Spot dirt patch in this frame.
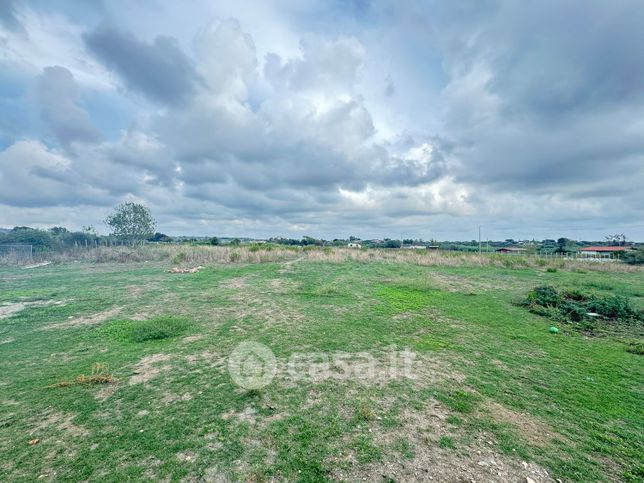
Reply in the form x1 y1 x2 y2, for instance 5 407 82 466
483 401 559 447
41 306 121 330
30 408 89 438
219 277 248 289
128 354 172 385
182 335 204 343
332 398 554 482
95 383 120 401
220 407 257 425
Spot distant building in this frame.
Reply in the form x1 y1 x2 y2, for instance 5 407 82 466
347 242 362 248
578 246 630 257
402 245 427 250
427 245 440 250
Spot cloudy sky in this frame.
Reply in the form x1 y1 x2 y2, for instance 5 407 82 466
1 0 643 240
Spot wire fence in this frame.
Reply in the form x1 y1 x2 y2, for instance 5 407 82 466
0 244 33 264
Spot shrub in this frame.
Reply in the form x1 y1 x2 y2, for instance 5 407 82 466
523 285 642 327
546 267 557 273
526 285 561 307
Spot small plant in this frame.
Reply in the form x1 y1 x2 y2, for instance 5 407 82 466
546 267 557 273
229 251 241 263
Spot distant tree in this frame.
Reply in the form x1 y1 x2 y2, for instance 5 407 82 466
209 236 220 246
555 237 577 253
148 232 173 243
230 238 241 246
49 226 69 235
105 202 156 244
623 248 644 265
1 227 54 250
349 235 360 242
383 239 402 248
605 234 626 246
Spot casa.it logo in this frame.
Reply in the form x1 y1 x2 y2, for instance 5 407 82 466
227 341 277 390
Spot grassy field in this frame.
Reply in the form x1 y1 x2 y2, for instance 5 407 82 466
0 248 642 482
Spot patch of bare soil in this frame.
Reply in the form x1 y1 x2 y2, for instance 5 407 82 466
219 277 248 289
185 350 226 369
94 383 120 401
483 401 560 448
41 306 121 330
0 299 66 319
128 353 173 385
30 408 89 438
218 276 306 331
332 399 554 482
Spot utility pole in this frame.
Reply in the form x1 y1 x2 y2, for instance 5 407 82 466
478 226 482 254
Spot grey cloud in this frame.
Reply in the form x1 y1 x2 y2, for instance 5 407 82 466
83 26 199 105
37 66 102 145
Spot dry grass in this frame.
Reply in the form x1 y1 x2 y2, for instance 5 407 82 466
49 363 114 388
26 244 642 273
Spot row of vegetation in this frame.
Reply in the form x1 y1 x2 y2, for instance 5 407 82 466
2 202 643 263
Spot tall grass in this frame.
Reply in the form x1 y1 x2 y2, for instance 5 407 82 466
30 245 642 272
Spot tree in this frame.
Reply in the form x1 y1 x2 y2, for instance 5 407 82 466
105 202 156 244
623 248 644 265
148 232 173 243
209 236 220 246
605 234 626 246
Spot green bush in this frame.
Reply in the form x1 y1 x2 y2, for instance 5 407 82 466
526 285 561 307
523 285 642 327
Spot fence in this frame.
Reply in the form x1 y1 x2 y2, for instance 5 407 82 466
0 244 33 264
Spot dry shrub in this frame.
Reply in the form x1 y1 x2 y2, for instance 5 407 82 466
49 363 114 388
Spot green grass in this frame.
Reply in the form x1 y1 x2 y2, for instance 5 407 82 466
0 259 642 481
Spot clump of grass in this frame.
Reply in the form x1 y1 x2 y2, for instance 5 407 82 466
314 283 340 296
438 435 456 449
546 267 557 273
49 363 114 388
99 316 191 343
130 316 191 342
435 389 479 414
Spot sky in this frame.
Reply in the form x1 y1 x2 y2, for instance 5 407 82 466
1 0 643 241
